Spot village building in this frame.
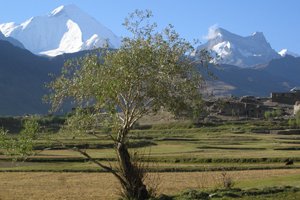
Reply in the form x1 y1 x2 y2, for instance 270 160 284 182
271 87 300 105
208 96 273 119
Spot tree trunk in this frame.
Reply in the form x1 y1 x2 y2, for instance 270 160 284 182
116 141 149 200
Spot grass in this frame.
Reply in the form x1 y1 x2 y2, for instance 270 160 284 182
227 192 300 200
2 119 300 172
175 187 300 200
1 160 299 172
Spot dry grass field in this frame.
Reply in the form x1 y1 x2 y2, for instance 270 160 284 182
1 169 300 200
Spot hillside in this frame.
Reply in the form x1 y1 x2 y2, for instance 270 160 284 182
206 56 300 97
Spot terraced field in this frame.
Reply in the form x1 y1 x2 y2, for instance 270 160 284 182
1 119 300 199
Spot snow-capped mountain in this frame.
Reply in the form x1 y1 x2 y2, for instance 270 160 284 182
0 31 24 49
198 27 280 68
0 4 121 56
278 49 299 57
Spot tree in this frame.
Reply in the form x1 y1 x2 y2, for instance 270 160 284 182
264 111 272 120
289 110 300 128
46 10 212 200
0 117 39 160
296 110 300 126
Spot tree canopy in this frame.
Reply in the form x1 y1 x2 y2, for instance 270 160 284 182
46 10 212 200
47 10 210 135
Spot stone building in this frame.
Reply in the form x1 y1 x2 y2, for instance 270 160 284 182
209 97 271 118
271 88 300 105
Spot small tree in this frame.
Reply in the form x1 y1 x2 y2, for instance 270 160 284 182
0 117 39 159
46 10 211 200
264 111 272 120
21 117 40 140
296 110 300 127
264 109 283 120
288 118 297 128
289 110 300 128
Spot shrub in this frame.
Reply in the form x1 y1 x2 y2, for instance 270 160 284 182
177 189 209 200
288 119 297 128
264 109 283 120
264 111 272 120
288 110 300 128
296 110 300 127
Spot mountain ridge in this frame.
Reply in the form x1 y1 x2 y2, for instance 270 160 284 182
0 38 300 115
205 55 300 97
0 31 24 49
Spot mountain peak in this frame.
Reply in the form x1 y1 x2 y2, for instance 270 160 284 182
199 27 280 68
252 31 264 37
216 27 231 34
50 4 81 17
250 31 267 43
0 4 121 56
204 26 234 40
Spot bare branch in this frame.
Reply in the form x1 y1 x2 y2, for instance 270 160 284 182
73 147 127 186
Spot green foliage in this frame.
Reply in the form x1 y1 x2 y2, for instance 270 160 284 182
264 111 271 120
0 128 32 159
46 10 212 138
264 109 283 120
0 128 10 151
59 108 113 138
176 189 209 200
288 110 300 128
288 118 297 128
21 118 40 139
0 118 40 159
45 10 212 200
296 110 300 126
274 109 283 117
173 186 300 200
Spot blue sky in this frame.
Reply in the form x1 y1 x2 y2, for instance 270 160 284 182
0 0 300 53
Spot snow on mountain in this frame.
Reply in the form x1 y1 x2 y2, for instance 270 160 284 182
0 4 121 56
0 31 24 49
278 49 299 57
198 26 280 68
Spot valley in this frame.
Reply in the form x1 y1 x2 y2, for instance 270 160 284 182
0 2 300 200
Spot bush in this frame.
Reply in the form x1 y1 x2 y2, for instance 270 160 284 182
150 194 173 200
288 119 297 128
21 118 40 139
296 110 300 127
176 190 209 200
264 109 283 120
288 110 300 128
220 171 235 189
264 111 272 120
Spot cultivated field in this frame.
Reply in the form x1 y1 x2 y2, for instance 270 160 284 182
1 118 300 199
1 169 300 200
